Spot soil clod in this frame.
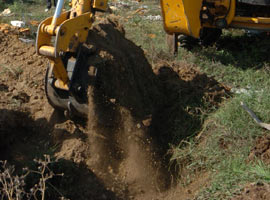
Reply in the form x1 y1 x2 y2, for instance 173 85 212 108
0 20 230 200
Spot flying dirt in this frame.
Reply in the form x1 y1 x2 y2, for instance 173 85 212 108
0 19 232 199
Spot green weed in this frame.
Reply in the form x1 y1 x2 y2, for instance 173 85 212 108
115 1 270 198
1 0 270 198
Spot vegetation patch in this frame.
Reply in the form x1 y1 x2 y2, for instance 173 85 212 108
0 0 270 199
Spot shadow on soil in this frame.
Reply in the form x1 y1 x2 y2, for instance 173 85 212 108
0 20 230 200
0 109 120 200
150 65 230 162
0 69 228 199
85 66 229 199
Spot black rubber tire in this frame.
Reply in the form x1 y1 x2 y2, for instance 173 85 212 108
44 64 69 111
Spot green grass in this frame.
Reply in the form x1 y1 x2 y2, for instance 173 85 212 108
115 1 270 198
169 85 270 199
169 87 270 198
0 0 72 39
2 0 270 198
0 0 70 24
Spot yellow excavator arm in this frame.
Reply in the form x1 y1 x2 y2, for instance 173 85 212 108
36 0 108 90
35 0 109 117
37 0 208 95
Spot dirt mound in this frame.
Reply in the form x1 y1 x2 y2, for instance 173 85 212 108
0 19 230 200
232 182 270 200
150 62 230 146
158 61 230 108
0 27 55 167
0 26 51 120
249 134 270 163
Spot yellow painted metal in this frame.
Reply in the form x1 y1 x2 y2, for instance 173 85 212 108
36 11 70 55
36 0 103 90
160 0 270 38
200 0 236 28
39 46 56 57
55 12 93 56
50 58 69 90
37 11 93 57
70 0 91 18
230 17 270 30
226 0 236 25
233 17 270 24
93 0 108 11
160 0 203 38
36 12 71 90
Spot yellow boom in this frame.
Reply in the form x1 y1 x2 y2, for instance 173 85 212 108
36 0 107 90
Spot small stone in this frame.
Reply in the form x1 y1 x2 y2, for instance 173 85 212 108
110 98 116 103
142 118 152 127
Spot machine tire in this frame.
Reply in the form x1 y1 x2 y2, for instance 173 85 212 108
44 64 69 111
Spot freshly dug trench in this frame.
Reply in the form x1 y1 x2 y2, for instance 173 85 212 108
0 109 32 160
70 18 230 199
0 19 232 199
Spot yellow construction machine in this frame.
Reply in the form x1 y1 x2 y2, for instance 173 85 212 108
162 0 270 53
36 0 108 117
36 0 270 116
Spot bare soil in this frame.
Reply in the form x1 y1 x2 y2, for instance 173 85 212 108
249 134 270 164
232 182 270 200
0 20 229 200
230 134 270 199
